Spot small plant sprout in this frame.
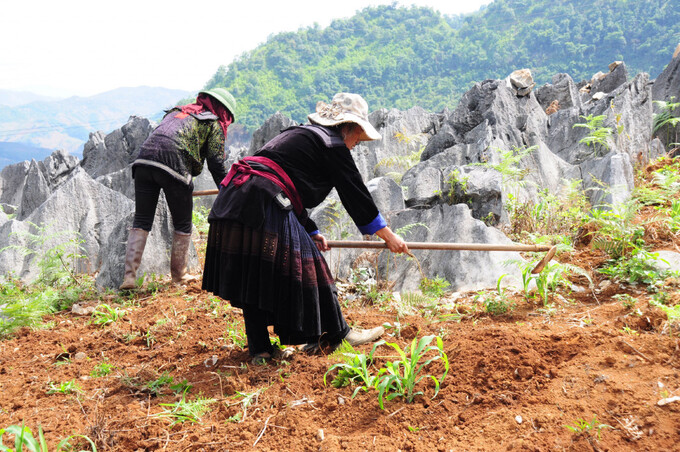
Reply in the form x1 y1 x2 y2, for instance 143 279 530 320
146 372 174 396
46 380 81 395
475 274 514 315
565 415 611 441
91 303 127 326
227 388 267 422
613 293 637 310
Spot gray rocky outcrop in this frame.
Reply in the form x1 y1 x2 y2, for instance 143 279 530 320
80 116 153 179
366 107 439 179
0 150 80 220
536 73 582 112
652 50 680 149
366 177 405 213
248 112 297 156
379 203 522 292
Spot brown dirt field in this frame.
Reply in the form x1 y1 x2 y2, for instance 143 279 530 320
1 250 680 452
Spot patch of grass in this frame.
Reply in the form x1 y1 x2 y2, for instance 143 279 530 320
90 360 115 378
613 293 637 310
156 394 215 426
419 276 450 298
474 274 514 315
599 249 670 286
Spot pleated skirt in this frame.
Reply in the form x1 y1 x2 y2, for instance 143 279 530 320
202 201 348 345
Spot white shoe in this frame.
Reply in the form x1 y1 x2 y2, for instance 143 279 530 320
344 326 385 346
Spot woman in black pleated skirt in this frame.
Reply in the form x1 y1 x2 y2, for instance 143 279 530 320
202 93 409 363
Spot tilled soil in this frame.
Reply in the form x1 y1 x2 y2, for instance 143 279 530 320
1 270 679 452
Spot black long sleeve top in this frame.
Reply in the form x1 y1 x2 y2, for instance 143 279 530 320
255 125 386 235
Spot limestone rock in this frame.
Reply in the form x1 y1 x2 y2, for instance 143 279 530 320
248 112 297 156
379 203 523 292
365 177 405 213
81 116 153 179
508 69 536 97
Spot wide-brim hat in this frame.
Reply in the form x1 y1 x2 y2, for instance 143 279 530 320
199 87 237 119
308 93 381 142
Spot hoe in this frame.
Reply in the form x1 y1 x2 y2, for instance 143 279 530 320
193 189 557 273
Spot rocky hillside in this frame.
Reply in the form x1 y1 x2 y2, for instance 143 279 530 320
1 49 678 294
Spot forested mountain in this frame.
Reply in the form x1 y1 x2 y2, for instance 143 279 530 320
204 0 680 131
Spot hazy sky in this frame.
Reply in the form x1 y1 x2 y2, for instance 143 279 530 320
0 0 492 98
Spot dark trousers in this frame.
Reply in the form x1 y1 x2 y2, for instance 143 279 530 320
242 306 275 356
133 166 193 234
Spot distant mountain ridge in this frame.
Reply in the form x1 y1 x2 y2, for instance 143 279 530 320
0 89 61 107
0 86 192 168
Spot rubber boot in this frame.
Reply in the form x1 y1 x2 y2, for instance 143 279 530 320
119 228 149 290
171 231 197 284
344 326 385 346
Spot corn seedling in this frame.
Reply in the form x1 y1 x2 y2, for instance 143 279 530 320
156 394 215 426
534 261 590 306
0 423 97 452
375 335 449 409
324 341 381 397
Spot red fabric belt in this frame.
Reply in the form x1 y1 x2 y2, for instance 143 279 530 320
221 156 304 215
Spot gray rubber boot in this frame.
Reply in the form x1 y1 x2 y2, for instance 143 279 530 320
171 231 197 284
119 228 149 290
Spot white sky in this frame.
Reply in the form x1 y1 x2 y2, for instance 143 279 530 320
0 0 492 98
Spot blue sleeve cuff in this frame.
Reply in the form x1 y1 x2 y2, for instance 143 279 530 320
357 213 387 235
308 230 320 236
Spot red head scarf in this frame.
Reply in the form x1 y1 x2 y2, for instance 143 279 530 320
180 93 233 140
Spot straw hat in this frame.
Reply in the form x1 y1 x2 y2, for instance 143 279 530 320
308 93 381 141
